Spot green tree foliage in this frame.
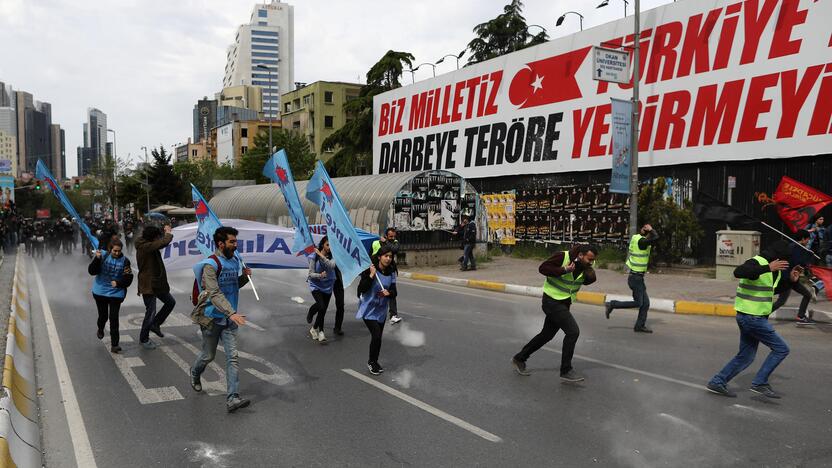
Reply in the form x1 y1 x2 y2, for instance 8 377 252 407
637 179 703 264
238 128 316 184
466 0 548 65
173 158 216 198
148 146 186 205
322 50 414 177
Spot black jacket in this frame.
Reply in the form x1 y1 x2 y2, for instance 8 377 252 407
356 265 398 299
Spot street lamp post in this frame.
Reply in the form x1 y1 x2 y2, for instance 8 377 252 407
414 63 436 78
629 0 641 236
107 128 118 223
140 146 150 214
256 64 275 154
556 12 584 31
405 68 417 84
526 24 548 37
436 50 466 70
597 0 629 17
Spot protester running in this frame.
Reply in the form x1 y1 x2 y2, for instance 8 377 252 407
706 242 798 398
372 227 402 323
306 236 336 343
512 245 597 382
89 239 133 353
452 216 477 271
136 224 176 349
605 223 658 333
771 231 815 325
190 226 253 413
356 244 397 375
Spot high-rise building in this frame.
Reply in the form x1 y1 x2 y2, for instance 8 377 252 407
78 107 107 176
0 82 16 175
22 100 52 174
50 124 65 180
192 98 218 143
223 0 294 120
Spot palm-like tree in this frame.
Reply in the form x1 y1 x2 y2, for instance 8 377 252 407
466 0 548 65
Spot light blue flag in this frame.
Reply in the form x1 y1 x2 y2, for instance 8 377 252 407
609 98 633 195
305 161 371 286
35 160 99 250
262 149 315 256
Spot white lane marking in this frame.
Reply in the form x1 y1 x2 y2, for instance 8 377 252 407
540 346 706 391
342 368 502 443
104 336 185 404
32 261 98 468
401 279 537 303
160 334 227 397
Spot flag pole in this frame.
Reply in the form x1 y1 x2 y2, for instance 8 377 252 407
760 221 821 260
238 256 260 301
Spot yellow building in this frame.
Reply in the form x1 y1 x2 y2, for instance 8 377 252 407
217 85 263 114
214 119 282 166
0 130 15 174
280 81 361 160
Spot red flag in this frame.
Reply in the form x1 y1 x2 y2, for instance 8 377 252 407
772 176 832 232
809 266 832 301
508 47 591 109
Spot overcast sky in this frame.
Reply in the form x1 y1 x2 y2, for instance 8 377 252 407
0 0 673 177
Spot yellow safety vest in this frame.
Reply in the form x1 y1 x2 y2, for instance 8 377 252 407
625 234 651 273
734 256 781 316
542 251 584 301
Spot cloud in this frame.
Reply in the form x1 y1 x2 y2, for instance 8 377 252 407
0 0 673 176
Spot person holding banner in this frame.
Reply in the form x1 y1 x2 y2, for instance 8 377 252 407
307 236 336 343
190 226 253 413
136 224 176 349
88 239 133 353
356 245 397 375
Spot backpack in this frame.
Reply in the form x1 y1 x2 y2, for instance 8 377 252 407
191 255 222 306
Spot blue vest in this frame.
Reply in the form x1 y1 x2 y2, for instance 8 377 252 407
91 254 127 299
356 270 395 323
307 252 336 294
193 254 241 320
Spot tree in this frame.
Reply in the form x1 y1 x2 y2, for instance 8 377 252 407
637 179 703 264
173 158 216 198
466 0 548 65
148 146 186 206
322 50 414 177
238 128 316 184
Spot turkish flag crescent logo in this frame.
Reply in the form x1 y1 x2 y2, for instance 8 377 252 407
509 47 591 109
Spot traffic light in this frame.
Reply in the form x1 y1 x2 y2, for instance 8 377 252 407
74 182 80 189
34 181 41 190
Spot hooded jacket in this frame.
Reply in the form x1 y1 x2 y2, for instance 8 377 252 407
135 233 173 295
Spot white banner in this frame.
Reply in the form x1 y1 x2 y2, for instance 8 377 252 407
373 0 832 179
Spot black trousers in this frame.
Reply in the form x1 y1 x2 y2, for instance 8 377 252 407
515 295 580 375
93 294 123 346
310 290 332 331
772 281 812 318
364 319 385 363
333 279 345 331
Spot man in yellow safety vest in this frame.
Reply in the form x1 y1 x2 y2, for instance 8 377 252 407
604 224 659 333
706 243 799 399
512 244 598 382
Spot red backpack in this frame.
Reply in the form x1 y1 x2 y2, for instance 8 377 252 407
191 255 222 306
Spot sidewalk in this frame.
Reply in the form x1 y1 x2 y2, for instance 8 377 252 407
401 255 831 320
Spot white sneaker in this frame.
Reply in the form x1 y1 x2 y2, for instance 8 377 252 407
309 327 319 340
317 330 327 343
390 316 402 324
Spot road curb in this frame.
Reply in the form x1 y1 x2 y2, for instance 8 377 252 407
398 271 831 322
1 255 42 467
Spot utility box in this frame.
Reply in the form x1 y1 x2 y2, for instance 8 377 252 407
716 230 761 280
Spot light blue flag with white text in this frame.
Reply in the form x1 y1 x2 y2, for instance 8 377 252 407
262 149 315 256
305 161 371 286
36 160 99 250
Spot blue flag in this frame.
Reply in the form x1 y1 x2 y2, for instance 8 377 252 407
35 160 99 250
305 161 371 286
191 184 224 257
262 149 315 256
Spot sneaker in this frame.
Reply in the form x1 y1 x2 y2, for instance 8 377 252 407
795 317 815 325
604 302 613 319
110 345 122 353
469 266 477 271
141 339 158 350
706 382 737 397
97 329 104 340
317 330 327 343
560 370 585 382
333 328 344 336
390 316 402 324
376 363 384 373
634 326 653 333
750 384 781 399
368 362 381 375
512 357 531 376
150 325 165 338
190 373 202 393
306 308 315 324
309 327 319 340
226 396 251 413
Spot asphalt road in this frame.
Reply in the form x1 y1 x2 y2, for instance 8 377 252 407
27 254 832 467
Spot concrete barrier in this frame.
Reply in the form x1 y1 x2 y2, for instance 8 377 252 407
0 255 42 467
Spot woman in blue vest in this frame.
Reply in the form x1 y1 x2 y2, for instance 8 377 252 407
356 244 397 375
307 236 336 343
88 239 133 353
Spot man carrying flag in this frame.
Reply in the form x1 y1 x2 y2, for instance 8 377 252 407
263 149 315 256
305 161 371 287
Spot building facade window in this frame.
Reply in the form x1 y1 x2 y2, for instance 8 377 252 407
324 116 334 128
251 37 279 44
251 51 278 58
241 146 248 154
251 30 279 37
258 21 268 26
258 9 267 17
251 44 278 51
324 91 334 104
241 128 248 138
252 59 279 66
284 103 291 112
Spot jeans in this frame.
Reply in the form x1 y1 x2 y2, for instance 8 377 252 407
515 295 580 375
462 244 476 270
93 294 123 346
364 319 385 364
609 273 650 328
709 313 790 387
772 281 812 318
191 322 240 401
309 290 332 331
388 296 399 317
140 292 176 343
333 279 345 331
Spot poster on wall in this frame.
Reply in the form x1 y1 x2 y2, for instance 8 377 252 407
393 194 412 231
440 199 458 230
411 202 428 230
482 193 516 245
